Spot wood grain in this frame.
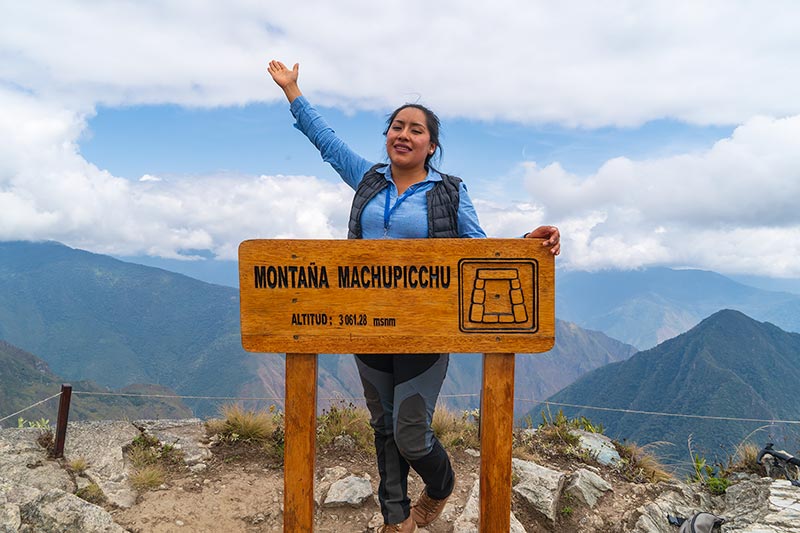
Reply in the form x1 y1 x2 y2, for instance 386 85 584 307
239 239 555 354
283 353 317 532
479 353 515 533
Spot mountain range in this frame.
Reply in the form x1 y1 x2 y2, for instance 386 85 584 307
0 241 636 418
0 339 191 427
532 309 800 466
556 267 800 349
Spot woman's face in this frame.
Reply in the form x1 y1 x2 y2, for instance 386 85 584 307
385 107 435 171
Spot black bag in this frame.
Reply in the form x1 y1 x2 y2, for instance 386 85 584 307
677 512 726 533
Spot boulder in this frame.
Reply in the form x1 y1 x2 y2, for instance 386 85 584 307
512 457 566 523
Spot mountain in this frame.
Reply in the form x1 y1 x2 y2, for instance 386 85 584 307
556 267 800 349
0 339 192 427
531 310 800 465
305 320 638 414
1 241 637 419
0 240 265 416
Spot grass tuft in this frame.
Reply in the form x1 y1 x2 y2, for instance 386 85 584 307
317 401 373 452
616 441 672 483
130 465 165 491
431 407 480 449
68 457 89 474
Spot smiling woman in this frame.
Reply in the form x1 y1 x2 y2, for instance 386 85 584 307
267 58 559 533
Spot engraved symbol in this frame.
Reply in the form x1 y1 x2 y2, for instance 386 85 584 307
468 269 527 324
458 259 538 334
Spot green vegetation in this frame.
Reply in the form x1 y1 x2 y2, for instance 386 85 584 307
125 431 184 493
17 417 51 429
205 404 285 461
0 241 254 419
529 310 800 469
688 450 730 495
75 483 106 505
317 402 373 452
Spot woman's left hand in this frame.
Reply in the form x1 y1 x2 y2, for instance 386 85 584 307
525 226 560 255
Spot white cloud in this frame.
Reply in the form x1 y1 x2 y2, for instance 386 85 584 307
0 88 353 260
3 1 800 126
521 115 800 276
2 2 799 278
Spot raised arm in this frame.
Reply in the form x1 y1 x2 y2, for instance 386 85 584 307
268 60 302 103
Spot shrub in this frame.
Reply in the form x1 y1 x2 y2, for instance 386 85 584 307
317 401 373 452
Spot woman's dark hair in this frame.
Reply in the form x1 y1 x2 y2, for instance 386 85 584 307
384 103 443 169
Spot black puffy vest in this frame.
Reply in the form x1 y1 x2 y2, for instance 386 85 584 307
347 164 462 239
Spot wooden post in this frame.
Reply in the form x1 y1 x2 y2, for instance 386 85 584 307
283 353 318 532
479 353 515 533
54 384 72 458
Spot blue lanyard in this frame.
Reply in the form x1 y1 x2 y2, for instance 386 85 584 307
383 183 421 236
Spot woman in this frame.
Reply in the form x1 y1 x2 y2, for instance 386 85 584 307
268 60 560 533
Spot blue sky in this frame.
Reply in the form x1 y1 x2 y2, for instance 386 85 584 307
2 1 800 287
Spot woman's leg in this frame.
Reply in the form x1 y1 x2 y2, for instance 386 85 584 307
356 354 411 524
392 353 454 499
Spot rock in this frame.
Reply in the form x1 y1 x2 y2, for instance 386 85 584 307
315 466 350 505
63 421 139 509
332 434 356 450
632 482 718 533
565 468 613 507
572 429 621 466
18 488 126 532
0 429 74 493
323 475 373 508
512 457 566 522
464 448 480 457
134 419 212 466
453 479 525 533
724 478 800 533
188 463 207 474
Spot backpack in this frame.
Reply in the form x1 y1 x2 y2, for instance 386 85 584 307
677 512 726 533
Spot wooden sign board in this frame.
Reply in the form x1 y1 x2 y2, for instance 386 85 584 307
239 239 554 354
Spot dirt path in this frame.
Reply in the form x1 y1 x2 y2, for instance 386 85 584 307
112 447 481 533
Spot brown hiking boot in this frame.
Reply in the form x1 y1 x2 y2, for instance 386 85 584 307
411 488 450 527
378 515 417 533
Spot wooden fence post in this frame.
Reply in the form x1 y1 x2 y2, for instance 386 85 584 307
53 384 72 458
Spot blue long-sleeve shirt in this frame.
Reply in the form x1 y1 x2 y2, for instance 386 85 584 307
290 96 486 239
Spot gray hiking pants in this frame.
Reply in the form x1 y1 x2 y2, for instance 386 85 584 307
355 353 455 524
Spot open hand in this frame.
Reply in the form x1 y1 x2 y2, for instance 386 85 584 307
268 60 299 89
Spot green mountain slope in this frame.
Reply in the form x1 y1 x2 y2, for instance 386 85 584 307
0 241 637 418
0 340 191 427
532 310 800 465
0 241 260 415
557 267 800 349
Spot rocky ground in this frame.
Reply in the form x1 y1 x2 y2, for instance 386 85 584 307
2 419 799 532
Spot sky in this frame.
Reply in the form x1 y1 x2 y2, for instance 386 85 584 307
2 1 800 288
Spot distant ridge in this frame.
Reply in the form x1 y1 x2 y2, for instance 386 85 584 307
557 267 800 349
0 339 191 427
532 309 800 464
0 240 638 419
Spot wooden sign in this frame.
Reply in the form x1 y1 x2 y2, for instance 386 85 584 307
239 239 554 354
